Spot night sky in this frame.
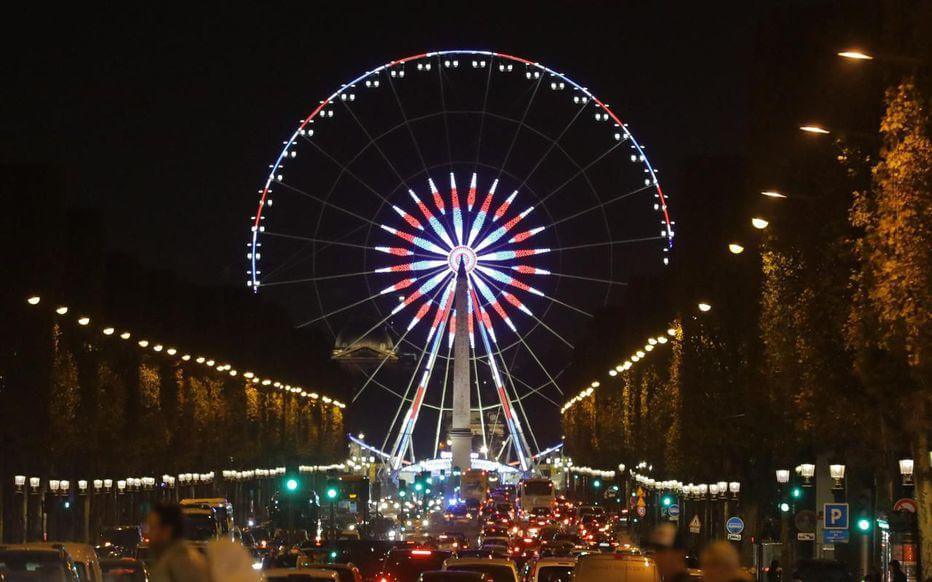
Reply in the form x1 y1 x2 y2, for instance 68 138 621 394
3 3 758 287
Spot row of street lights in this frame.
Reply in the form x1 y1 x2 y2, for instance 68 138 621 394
23 294 347 410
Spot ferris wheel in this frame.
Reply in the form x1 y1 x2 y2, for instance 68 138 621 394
247 50 673 469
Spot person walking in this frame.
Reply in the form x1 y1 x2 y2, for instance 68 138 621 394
890 559 907 582
147 503 211 582
700 541 750 582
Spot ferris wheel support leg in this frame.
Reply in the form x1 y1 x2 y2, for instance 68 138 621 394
386 309 451 470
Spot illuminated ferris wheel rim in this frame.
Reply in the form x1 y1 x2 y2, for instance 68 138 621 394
247 49 674 289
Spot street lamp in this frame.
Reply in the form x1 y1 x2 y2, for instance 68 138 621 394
799 463 816 487
49 480 61 495
716 481 728 500
838 50 873 61
899 459 914 486
751 217 769 230
27 296 41 305
698 302 712 312
761 190 788 199
775 469 790 484
14 475 26 493
103 479 113 492
829 464 846 490
729 482 740 499
728 243 745 255
800 125 831 135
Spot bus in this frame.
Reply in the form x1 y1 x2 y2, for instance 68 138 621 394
461 469 489 504
517 478 554 512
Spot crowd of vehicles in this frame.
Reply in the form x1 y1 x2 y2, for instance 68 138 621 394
0 480 857 581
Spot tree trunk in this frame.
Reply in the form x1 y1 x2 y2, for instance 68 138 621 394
916 426 931 578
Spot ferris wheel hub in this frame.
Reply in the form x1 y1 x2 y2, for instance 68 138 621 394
447 245 478 273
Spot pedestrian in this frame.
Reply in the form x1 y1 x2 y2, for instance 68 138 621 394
647 523 692 582
890 559 907 582
700 541 750 582
146 502 211 582
766 558 782 581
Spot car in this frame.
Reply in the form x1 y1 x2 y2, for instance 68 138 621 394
0 546 80 580
454 550 508 560
299 563 362 582
96 526 144 558
263 568 339 581
792 558 853 581
572 553 660 582
443 557 520 582
180 498 234 537
436 534 466 552
526 556 575 582
32 542 104 581
376 548 452 582
181 507 221 541
477 536 509 550
419 571 491 582
100 557 149 581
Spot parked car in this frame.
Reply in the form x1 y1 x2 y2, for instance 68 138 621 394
0 545 80 580
32 543 103 582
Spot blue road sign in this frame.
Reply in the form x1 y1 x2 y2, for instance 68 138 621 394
725 516 745 535
824 503 849 530
823 529 850 543
668 504 680 517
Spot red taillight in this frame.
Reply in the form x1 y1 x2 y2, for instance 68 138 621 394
411 550 432 556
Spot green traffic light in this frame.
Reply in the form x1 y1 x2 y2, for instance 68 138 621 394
662 495 673 507
326 487 338 500
414 483 424 492
592 479 602 488
286 478 299 492
857 518 872 532
399 490 406 497
779 502 790 512
791 487 802 499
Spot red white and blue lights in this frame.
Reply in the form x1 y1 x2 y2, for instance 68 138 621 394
383 172 541 470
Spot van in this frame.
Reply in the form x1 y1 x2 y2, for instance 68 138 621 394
180 498 234 537
573 553 660 582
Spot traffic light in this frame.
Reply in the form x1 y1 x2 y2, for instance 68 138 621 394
790 486 803 499
661 494 673 507
592 479 602 489
283 474 300 493
325 478 340 501
779 502 791 512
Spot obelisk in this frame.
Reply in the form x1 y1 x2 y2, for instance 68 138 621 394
450 260 472 474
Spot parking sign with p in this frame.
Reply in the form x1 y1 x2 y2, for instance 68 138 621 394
824 503 849 530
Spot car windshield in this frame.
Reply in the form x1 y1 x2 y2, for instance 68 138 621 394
522 482 552 496
99 529 140 548
448 564 514 582
0 550 70 580
183 514 216 540
537 566 573 582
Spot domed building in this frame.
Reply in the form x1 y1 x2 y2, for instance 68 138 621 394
331 319 398 367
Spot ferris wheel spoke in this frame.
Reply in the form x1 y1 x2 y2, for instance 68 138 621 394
549 235 665 252
549 184 655 228
260 270 376 287
338 98 411 188
349 282 445 403
472 269 573 349
298 134 393 206
496 354 542 452
473 56 495 169
295 268 440 328
275 180 382 227
380 317 437 453
537 139 626 206
385 73 430 178
515 100 591 191
433 336 453 458
496 75 544 180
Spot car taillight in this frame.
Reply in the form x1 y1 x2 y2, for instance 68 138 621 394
411 550 432 556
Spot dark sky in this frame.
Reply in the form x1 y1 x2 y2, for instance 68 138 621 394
3 3 756 286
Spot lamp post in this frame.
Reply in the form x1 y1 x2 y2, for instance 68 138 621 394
14 476 27 542
898 459 914 486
